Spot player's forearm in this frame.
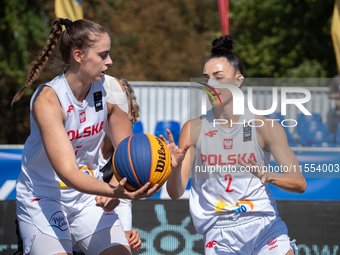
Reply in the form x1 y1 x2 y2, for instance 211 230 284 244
166 166 187 200
265 172 306 193
57 169 118 197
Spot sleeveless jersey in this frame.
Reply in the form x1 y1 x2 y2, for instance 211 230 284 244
189 108 279 234
16 74 108 203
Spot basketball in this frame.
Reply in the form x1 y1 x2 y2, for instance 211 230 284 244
113 133 172 191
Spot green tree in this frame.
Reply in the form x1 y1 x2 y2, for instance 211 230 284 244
0 0 51 144
0 0 219 144
229 0 337 78
83 0 219 81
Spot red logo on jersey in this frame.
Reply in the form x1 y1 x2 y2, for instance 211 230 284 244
267 238 278 250
223 139 233 149
67 121 104 141
205 130 218 137
267 238 277 246
206 240 217 248
79 111 86 123
30 198 41 202
67 105 74 113
201 153 257 165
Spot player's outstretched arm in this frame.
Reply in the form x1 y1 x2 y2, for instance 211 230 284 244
240 116 306 193
162 120 198 200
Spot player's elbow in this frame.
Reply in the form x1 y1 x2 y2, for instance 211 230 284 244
166 185 184 200
296 178 307 194
167 190 183 201
169 194 181 201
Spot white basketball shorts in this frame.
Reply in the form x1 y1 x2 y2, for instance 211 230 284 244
17 196 129 255
204 213 297 255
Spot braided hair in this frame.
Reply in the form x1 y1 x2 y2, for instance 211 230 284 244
12 18 109 105
120 79 140 125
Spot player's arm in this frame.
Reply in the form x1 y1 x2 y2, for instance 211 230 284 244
105 78 132 189
105 77 160 198
33 86 119 196
165 119 199 200
95 104 132 211
101 131 114 160
243 116 306 193
105 75 132 150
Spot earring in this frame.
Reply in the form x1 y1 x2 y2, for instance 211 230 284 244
236 76 244 87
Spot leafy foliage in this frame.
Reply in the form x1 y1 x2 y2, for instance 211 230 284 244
84 0 218 81
0 0 338 143
0 0 51 143
229 0 337 78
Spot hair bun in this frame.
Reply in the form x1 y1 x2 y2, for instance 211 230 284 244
211 35 234 56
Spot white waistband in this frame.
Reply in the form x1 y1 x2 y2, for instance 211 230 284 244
213 212 268 228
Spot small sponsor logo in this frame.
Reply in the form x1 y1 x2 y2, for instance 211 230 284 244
30 198 41 202
79 111 86 123
267 238 277 246
102 208 115 216
67 105 74 113
243 123 252 142
267 238 278 250
206 240 217 248
49 211 68 231
205 130 218 137
80 166 94 177
223 139 233 149
94 91 103 112
269 245 278 251
104 210 115 216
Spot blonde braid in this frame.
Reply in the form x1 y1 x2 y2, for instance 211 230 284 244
120 79 140 125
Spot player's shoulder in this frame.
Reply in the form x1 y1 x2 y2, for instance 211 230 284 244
103 75 125 93
255 115 286 143
33 85 58 106
180 117 202 144
182 117 202 132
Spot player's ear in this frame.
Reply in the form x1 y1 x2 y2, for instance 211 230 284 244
73 49 84 64
235 74 244 88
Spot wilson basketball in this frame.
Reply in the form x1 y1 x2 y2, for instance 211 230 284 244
113 133 172 191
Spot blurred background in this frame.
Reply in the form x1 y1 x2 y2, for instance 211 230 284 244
1 0 340 254
1 0 339 144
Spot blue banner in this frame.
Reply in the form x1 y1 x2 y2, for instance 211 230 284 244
0 148 339 200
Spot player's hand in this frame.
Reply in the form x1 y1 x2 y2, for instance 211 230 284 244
125 229 142 251
238 157 269 184
111 177 161 200
95 196 120 211
159 129 191 168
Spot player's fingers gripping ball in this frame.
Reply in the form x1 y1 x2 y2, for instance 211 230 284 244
113 133 172 191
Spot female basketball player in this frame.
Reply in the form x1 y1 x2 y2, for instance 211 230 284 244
12 18 159 255
164 35 306 255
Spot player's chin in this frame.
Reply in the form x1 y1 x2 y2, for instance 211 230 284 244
95 72 105 81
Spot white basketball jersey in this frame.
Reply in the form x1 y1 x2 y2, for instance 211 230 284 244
190 109 279 234
16 74 108 203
